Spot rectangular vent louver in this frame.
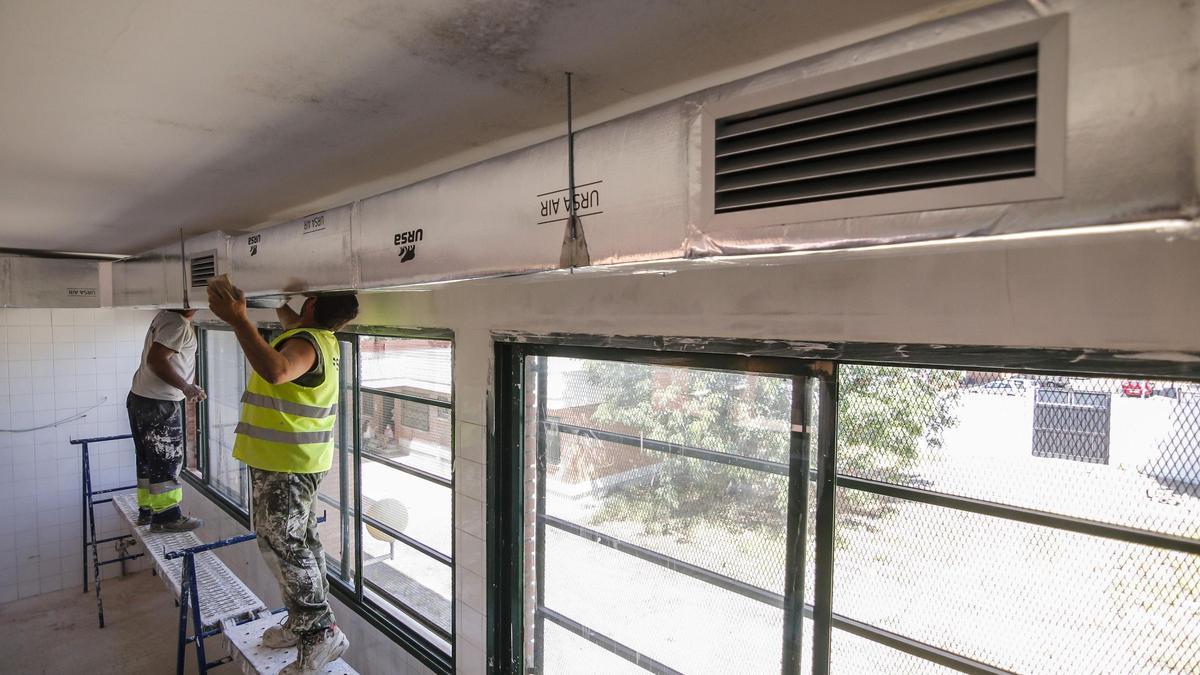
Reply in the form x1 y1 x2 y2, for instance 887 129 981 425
189 253 216 288
714 47 1038 213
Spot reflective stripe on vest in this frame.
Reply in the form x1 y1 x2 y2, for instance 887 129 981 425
234 422 335 445
241 391 337 419
232 328 340 473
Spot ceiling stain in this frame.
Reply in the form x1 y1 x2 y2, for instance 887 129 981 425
404 0 576 96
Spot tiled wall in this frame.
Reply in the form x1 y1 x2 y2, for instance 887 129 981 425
0 307 154 603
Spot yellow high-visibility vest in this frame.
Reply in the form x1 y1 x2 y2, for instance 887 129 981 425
232 328 340 473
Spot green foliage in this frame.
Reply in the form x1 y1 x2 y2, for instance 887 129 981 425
584 361 962 536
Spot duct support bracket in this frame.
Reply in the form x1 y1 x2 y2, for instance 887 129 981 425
559 71 591 269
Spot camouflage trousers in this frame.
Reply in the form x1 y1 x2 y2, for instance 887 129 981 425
126 393 184 523
250 468 333 634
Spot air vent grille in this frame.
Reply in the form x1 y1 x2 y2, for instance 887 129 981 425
714 47 1038 213
189 253 216 288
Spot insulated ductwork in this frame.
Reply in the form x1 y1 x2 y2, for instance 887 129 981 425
113 232 231 308
349 1 1195 286
183 231 232 308
0 256 102 308
122 0 1200 295
232 206 354 303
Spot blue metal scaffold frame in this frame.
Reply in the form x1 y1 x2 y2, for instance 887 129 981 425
74 433 144 628
165 533 262 675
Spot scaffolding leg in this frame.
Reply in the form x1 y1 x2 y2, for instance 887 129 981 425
177 559 191 675
83 442 105 628
81 442 88 593
188 555 210 675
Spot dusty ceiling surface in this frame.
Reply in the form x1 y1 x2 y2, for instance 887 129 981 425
0 0 963 255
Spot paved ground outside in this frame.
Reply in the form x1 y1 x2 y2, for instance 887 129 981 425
538 391 1200 674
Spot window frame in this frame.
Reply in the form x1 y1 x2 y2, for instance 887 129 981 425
490 335 1200 675
185 323 457 675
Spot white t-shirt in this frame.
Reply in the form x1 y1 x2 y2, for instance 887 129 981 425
130 311 198 401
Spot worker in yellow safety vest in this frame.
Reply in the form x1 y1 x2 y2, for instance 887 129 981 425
207 276 358 675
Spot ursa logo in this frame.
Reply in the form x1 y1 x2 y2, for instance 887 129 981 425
393 229 422 263
247 234 261 256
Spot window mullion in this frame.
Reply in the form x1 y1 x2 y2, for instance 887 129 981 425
811 363 838 675
782 373 814 674
353 335 365 602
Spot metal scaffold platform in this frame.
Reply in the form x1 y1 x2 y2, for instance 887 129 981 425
76 434 357 675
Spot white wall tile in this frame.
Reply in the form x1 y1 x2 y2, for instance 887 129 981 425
455 495 484 541
0 308 150 605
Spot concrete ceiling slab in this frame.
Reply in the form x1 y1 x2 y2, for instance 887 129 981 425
0 0 976 255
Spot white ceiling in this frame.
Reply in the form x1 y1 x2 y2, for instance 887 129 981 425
0 0 972 255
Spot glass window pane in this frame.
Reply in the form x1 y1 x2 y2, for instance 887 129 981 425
354 334 454 644
838 367 1200 538
545 358 792 464
361 392 451 480
830 629 958 675
362 538 452 636
544 527 783 674
542 620 650 675
831 492 1200 673
528 355 794 674
360 336 451 403
204 330 248 509
183 397 201 478
361 458 451 557
318 340 357 584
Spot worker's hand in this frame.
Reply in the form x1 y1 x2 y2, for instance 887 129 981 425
182 383 207 402
206 275 248 325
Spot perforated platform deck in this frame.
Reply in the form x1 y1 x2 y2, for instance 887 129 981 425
223 613 358 675
113 494 266 628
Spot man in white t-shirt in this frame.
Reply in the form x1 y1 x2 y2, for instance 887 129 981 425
127 309 207 531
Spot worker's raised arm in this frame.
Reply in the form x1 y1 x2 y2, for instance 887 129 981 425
276 300 302 330
207 277 317 385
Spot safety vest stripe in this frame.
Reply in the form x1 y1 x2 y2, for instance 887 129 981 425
241 391 338 419
235 422 335 445
148 480 181 495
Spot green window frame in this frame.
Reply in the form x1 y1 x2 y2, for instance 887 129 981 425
183 324 456 675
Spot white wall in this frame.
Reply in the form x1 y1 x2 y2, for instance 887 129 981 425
0 307 154 603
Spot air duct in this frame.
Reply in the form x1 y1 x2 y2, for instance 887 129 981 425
113 232 231 308
231 206 354 304
128 1 1200 295
0 256 102 308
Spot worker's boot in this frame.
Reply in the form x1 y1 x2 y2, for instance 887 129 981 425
150 515 203 532
281 626 349 674
261 619 299 649
136 509 152 527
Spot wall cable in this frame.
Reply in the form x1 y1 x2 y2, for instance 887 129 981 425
0 396 108 433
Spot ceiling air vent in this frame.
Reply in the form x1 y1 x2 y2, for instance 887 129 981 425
714 47 1039 213
189 252 216 288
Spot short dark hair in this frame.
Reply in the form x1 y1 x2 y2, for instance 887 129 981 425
312 294 359 330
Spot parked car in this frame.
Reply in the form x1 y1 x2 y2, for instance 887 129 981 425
969 377 1067 397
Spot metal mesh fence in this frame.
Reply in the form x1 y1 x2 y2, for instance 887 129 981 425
523 354 1200 674
829 629 959 675
532 357 792 674
837 367 1200 538
833 491 1200 673
835 366 1200 674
